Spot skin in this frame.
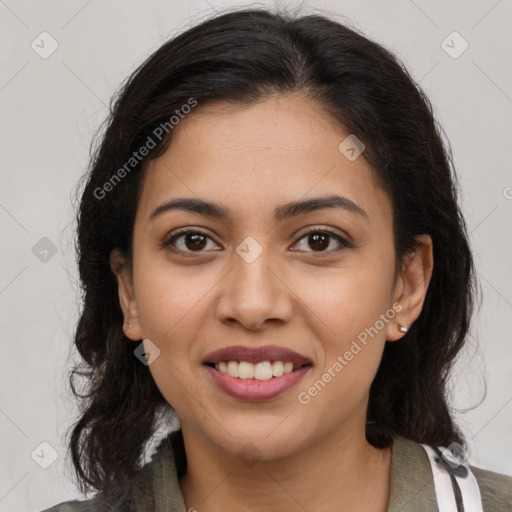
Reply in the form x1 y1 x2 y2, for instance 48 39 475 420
111 93 433 512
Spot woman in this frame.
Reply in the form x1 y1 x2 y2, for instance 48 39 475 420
42 6 511 512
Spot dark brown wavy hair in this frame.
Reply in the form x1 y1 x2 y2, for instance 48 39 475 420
68 5 478 498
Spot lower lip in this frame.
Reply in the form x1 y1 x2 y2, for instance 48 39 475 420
204 364 311 401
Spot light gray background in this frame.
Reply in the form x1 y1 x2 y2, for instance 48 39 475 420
1 0 511 510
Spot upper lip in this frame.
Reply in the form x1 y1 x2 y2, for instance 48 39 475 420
203 345 312 366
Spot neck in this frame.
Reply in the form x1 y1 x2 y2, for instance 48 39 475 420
179 423 392 512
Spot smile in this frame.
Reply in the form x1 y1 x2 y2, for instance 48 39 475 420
202 345 313 401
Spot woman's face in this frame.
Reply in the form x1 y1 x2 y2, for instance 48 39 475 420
112 93 432 461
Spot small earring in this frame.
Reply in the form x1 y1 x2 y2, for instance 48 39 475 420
399 324 408 333
125 322 131 329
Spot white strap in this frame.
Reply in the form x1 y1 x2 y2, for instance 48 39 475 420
420 443 484 512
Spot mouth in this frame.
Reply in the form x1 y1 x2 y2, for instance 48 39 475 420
202 345 313 401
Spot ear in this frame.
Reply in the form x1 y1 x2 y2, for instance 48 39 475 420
110 248 143 341
386 234 434 341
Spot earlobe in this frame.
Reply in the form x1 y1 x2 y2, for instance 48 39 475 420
110 248 143 341
387 234 433 341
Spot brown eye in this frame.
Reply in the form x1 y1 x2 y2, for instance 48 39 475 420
182 232 207 251
163 230 220 254
292 227 352 256
307 232 330 251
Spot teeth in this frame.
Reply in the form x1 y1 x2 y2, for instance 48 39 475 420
254 361 273 380
272 361 284 377
238 361 254 379
214 360 299 379
227 360 238 377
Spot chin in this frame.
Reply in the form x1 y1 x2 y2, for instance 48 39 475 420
203 419 310 462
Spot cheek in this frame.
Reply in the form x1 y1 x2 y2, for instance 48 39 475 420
295 276 390 423
291 258 394 407
131 256 221 402
293 256 394 342
133 267 208 415
133 254 215 342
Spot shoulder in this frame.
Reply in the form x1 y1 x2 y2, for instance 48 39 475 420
471 464 512 511
388 436 439 510
39 500 94 512
38 432 179 512
388 436 512 512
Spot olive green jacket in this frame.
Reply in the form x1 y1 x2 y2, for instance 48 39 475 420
41 434 512 511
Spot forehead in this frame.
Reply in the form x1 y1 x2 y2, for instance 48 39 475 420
136 93 392 228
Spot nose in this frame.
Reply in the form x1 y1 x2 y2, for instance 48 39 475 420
215 242 294 331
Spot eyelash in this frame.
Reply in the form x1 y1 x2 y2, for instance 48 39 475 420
162 226 352 257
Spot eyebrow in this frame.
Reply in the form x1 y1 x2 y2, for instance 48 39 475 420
149 194 369 222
